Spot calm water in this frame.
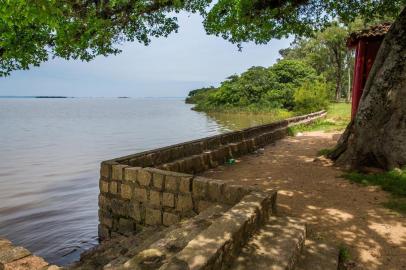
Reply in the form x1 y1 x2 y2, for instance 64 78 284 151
0 98 279 265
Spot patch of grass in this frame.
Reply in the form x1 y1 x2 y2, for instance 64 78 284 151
290 102 351 134
343 168 406 215
317 148 334 156
339 245 351 261
383 198 406 214
338 245 351 270
343 169 406 196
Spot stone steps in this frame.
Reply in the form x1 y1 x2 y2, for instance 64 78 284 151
230 216 306 270
71 203 230 270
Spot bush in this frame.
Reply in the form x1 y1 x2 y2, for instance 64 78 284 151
293 80 329 113
187 59 327 114
185 86 216 104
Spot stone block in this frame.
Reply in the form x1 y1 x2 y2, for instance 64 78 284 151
0 246 31 265
162 192 175 208
173 161 183 174
237 141 248 155
121 184 132 200
197 200 212 213
119 218 134 234
229 143 239 157
129 203 142 222
98 224 110 240
161 164 171 171
200 152 211 170
207 137 220 149
163 212 180 226
152 173 164 191
164 175 178 192
109 181 118 195
179 177 192 193
100 162 111 178
137 169 152 187
134 188 148 202
208 179 224 202
112 164 127 180
223 184 247 205
167 162 180 172
190 155 204 173
149 190 161 207
101 215 113 228
206 151 219 168
110 198 129 217
145 208 162 225
100 180 109 193
176 194 193 212
192 177 209 199
124 167 139 182
2 255 48 270
98 194 111 209
159 149 172 164
246 138 257 152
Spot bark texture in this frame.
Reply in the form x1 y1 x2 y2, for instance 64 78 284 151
329 7 406 170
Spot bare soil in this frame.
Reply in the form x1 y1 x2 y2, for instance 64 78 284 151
201 131 406 270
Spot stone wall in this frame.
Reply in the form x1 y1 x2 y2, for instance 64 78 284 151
98 165 252 240
106 110 326 172
98 110 326 239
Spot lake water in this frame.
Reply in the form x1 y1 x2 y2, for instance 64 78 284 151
0 98 281 265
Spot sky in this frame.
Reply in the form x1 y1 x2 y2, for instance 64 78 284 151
0 12 292 98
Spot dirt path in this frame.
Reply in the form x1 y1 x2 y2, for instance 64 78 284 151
201 131 406 270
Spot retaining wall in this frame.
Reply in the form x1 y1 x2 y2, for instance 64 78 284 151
99 110 326 239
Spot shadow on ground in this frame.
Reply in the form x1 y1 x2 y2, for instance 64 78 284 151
201 131 406 270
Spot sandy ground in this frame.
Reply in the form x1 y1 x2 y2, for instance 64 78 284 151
201 131 406 270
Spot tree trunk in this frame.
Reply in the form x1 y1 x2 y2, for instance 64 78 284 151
346 51 352 103
335 70 342 101
333 48 342 101
329 7 406 170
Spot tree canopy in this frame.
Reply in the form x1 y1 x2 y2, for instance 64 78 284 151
1 0 405 76
187 59 328 113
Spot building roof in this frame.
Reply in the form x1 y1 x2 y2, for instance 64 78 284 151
347 22 391 47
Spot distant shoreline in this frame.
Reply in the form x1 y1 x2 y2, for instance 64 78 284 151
0 96 70 99
35 96 68 98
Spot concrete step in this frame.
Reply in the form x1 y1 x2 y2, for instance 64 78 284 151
230 216 306 270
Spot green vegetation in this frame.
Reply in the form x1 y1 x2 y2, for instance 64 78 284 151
343 168 406 215
338 245 352 270
188 59 329 114
317 148 334 157
185 87 216 104
294 81 330 114
288 103 351 135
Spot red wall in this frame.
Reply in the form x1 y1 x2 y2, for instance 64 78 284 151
351 38 383 119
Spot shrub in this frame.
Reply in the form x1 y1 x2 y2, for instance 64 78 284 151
294 80 329 113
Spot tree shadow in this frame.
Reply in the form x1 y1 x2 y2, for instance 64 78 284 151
201 133 406 269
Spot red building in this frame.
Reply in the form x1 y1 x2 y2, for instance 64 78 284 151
347 23 391 119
